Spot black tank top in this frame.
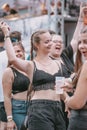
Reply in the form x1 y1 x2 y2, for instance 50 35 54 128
32 61 63 91
11 67 30 94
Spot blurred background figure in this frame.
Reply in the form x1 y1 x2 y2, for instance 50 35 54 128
0 28 7 130
0 28 5 52
2 3 18 16
10 31 21 43
50 1 55 15
10 31 29 60
57 0 62 15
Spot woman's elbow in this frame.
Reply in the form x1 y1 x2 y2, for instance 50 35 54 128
8 57 17 64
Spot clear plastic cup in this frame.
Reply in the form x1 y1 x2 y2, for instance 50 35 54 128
55 76 65 94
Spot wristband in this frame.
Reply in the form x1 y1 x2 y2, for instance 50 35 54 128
7 115 13 122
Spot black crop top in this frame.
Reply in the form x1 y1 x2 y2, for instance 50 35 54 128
11 67 30 94
32 61 63 91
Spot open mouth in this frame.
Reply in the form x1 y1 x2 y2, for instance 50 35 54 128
55 46 61 50
82 51 87 56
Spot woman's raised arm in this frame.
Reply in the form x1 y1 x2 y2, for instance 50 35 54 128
0 21 32 76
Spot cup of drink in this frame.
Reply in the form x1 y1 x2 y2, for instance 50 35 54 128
55 76 65 94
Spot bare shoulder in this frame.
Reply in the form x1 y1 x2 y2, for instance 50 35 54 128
26 60 35 78
3 67 14 78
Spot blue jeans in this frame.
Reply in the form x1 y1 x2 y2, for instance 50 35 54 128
12 99 29 130
68 110 87 130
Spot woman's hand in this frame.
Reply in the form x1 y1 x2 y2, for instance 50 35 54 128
7 120 17 130
79 2 87 22
61 78 74 93
0 21 10 36
62 82 73 93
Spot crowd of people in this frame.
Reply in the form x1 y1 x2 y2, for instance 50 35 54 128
0 3 87 130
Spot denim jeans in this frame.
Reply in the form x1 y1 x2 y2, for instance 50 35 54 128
12 99 29 130
28 99 66 130
0 102 7 122
68 110 87 130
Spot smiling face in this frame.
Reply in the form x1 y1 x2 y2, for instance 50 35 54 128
13 44 25 60
50 34 63 58
38 32 52 54
78 33 87 60
33 31 52 55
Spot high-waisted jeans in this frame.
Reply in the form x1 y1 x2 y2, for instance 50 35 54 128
12 99 29 130
27 99 66 130
68 110 87 130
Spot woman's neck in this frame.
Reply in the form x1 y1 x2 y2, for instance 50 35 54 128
35 52 51 61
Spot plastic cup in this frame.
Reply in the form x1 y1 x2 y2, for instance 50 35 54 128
55 76 65 94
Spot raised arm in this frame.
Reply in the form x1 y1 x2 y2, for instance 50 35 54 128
70 4 86 53
0 21 31 76
65 61 87 109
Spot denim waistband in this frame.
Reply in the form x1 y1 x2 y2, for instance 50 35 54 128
71 110 87 116
30 99 60 105
12 98 28 104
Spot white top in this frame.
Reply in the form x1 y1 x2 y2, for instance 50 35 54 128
0 51 8 102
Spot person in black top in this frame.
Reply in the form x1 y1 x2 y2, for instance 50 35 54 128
1 19 67 130
2 42 30 130
49 33 75 129
2 3 18 16
0 30 23 130
49 5 86 129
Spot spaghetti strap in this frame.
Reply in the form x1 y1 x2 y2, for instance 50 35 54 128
54 60 63 76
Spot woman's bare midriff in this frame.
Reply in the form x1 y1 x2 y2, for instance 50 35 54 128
12 91 27 100
31 89 60 101
12 90 61 101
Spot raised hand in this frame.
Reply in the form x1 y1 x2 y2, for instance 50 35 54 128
0 21 10 36
79 2 87 24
